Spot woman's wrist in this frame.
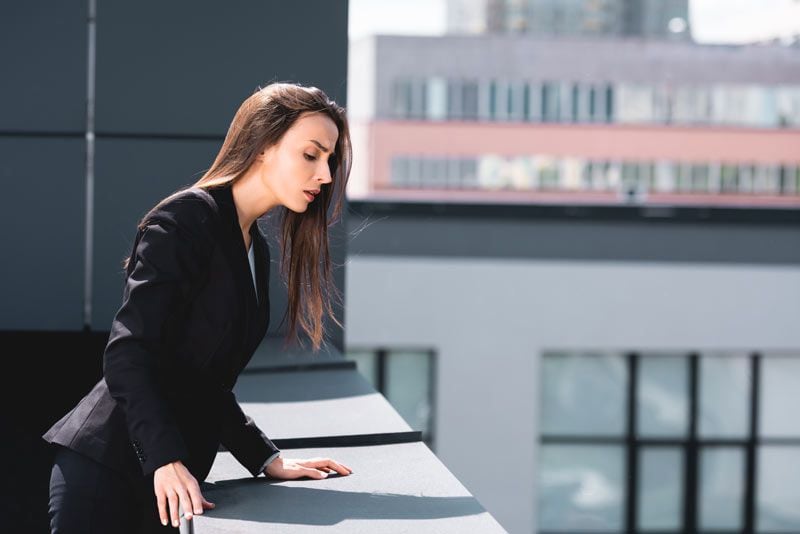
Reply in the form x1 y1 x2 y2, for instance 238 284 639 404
262 452 282 477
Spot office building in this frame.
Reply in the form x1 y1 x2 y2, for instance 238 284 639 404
347 34 800 207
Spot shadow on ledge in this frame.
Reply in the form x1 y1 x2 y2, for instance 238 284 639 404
201 478 486 526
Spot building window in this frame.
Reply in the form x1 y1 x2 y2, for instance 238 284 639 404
738 164 755 194
390 157 409 187
570 83 581 122
537 350 800 533
537 157 561 189
345 348 437 451
779 165 800 194
446 79 461 120
392 78 800 127
426 77 447 121
676 163 694 192
527 80 542 122
542 82 560 122
777 86 800 127
492 80 512 121
414 79 427 120
617 83 656 124
720 164 740 193
391 79 413 119
462 79 480 120
475 79 490 120
522 83 532 121
460 158 479 188
605 83 615 123
691 164 711 192
509 81 525 121
387 155 800 201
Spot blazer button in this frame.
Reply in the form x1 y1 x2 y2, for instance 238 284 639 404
132 440 145 462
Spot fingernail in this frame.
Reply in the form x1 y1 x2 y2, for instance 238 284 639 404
161 520 167 526
173 520 179 527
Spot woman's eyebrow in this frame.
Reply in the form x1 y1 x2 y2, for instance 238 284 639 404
309 139 332 153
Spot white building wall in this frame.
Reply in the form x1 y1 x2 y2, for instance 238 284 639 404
344 256 800 534
346 36 376 121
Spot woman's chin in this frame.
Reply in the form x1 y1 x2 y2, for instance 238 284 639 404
286 202 309 214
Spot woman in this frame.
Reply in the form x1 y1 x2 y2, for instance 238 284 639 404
44 82 354 533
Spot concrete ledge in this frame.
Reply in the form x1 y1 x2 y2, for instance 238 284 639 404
194 444 507 533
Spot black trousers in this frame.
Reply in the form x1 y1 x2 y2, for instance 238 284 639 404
48 445 178 534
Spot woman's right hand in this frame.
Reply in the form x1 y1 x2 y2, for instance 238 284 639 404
153 460 216 528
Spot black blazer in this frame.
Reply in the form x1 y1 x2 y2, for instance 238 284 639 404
43 184 280 482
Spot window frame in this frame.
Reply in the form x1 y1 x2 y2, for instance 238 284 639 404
538 351 800 534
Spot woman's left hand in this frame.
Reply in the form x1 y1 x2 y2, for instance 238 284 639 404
265 456 353 480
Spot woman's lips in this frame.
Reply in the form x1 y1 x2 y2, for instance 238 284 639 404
303 191 315 201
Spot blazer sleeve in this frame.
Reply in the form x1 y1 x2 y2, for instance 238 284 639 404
219 389 281 477
103 205 214 476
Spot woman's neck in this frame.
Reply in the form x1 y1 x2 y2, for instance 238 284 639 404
231 174 278 237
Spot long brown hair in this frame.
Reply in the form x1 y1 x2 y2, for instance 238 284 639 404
129 82 352 352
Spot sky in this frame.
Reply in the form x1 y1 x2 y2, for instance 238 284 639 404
348 0 800 44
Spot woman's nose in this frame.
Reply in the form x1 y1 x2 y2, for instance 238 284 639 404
318 163 333 184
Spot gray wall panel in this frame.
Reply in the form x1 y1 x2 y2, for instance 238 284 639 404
0 1 86 132
2 0 350 348
91 138 299 339
346 213 800 265
92 0 350 350
91 137 225 329
0 138 85 330
95 0 349 136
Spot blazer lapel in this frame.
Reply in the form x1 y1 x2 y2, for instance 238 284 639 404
209 184 271 371
209 185 255 336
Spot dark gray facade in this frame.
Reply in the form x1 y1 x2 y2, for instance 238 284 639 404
0 2 351 532
0 1 88 331
345 201 800 265
1 0 350 351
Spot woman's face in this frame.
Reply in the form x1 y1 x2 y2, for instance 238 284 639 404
257 111 339 213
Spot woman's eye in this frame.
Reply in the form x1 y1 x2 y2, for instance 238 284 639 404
304 153 317 161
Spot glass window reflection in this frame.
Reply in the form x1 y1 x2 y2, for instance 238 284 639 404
760 357 800 438
637 355 688 437
538 444 625 532
541 352 627 436
699 447 744 530
757 446 800 532
637 447 683 531
699 354 750 438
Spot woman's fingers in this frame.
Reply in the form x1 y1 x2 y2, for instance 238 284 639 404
183 483 205 519
202 496 216 510
153 461 210 527
186 481 206 515
266 457 353 481
301 457 353 476
177 485 195 524
167 489 180 527
335 461 353 474
298 466 328 479
157 489 168 527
